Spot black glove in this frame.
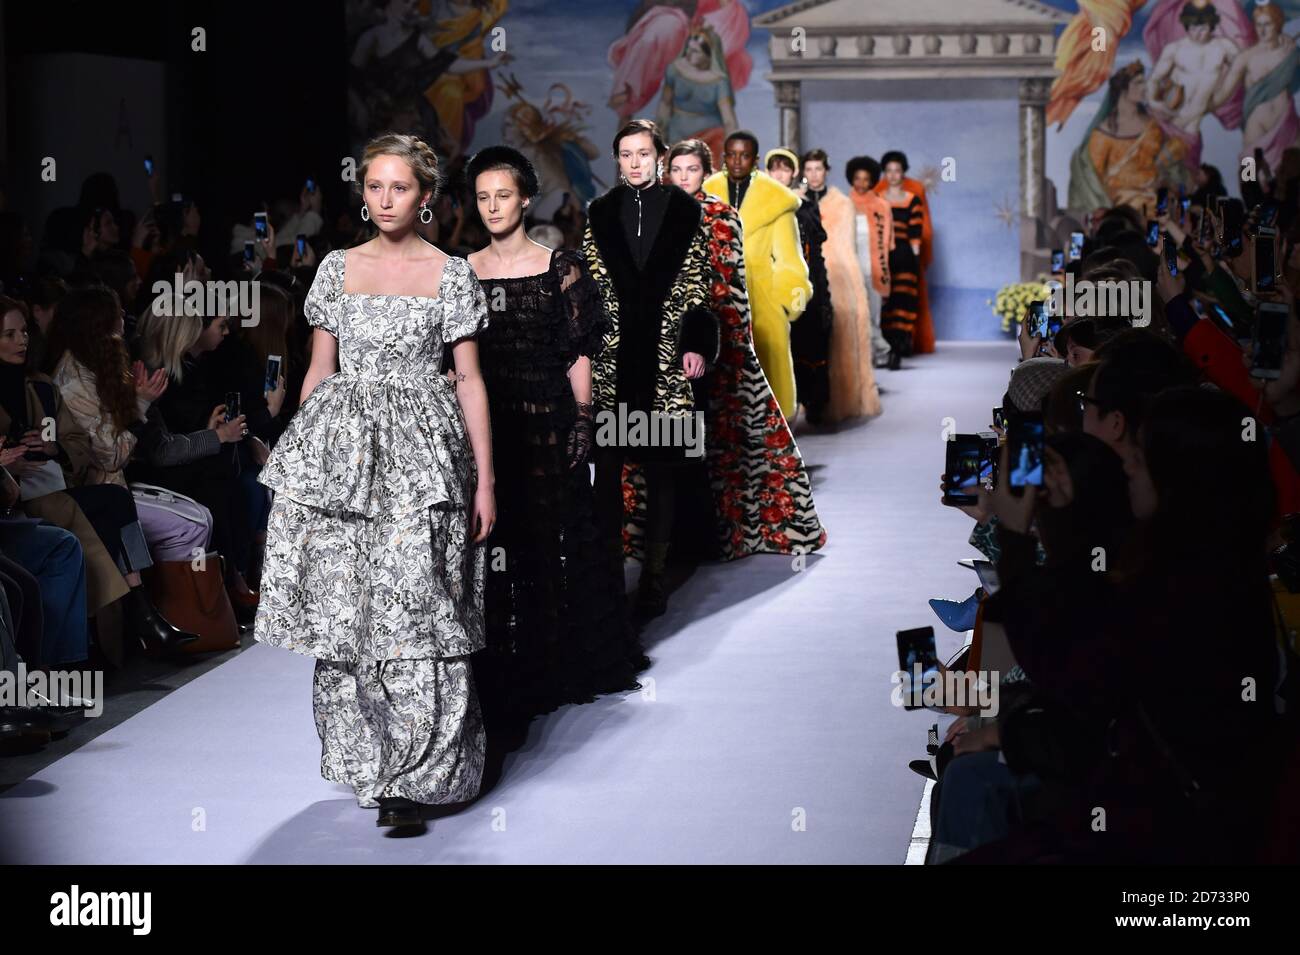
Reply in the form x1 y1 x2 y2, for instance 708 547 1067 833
567 401 594 469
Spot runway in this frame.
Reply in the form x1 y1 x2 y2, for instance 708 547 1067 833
1 342 1012 864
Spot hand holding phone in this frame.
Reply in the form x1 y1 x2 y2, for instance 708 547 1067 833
223 390 242 423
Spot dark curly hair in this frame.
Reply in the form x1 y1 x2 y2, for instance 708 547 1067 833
45 285 139 435
880 150 909 174
845 155 881 188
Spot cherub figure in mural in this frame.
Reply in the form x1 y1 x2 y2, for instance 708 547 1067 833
348 0 508 156
499 75 604 219
1144 0 1253 167
654 26 739 165
1212 1 1300 170
423 0 513 158
1069 61 1191 216
607 0 752 162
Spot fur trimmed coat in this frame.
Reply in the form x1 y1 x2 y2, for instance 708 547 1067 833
582 183 718 456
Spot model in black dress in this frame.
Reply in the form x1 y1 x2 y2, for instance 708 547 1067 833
465 146 649 730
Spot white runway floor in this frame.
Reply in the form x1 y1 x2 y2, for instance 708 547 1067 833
0 342 1013 863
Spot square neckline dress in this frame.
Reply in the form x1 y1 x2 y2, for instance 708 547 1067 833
253 248 490 808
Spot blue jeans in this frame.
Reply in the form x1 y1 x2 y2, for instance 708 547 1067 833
0 522 89 665
934 750 1041 858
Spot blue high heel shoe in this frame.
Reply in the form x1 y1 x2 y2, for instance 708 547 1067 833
927 588 983 632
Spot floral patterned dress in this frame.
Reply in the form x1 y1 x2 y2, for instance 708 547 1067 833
621 192 827 560
255 248 489 809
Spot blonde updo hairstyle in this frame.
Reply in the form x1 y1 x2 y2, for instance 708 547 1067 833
355 133 443 204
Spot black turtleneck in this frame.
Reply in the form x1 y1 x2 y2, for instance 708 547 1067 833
807 184 827 209
620 181 668 270
727 174 752 211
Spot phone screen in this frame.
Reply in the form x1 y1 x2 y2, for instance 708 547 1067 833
265 355 282 394
1162 231 1179 276
243 241 255 262
943 435 986 506
896 627 940 710
1253 304 1289 379
254 213 268 239
1047 312 1064 340
1068 232 1084 262
1256 229 1277 293
1146 220 1160 247
224 390 242 422
305 178 316 193
295 235 307 257
1156 187 1169 215
144 155 153 176
1050 249 1065 272
1026 301 1048 339
1008 413 1045 491
992 407 1006 431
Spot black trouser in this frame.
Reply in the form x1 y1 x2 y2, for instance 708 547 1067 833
593 448 677 556
62 483 151 574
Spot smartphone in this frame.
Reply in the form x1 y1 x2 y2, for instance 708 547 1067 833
224 390 242 422
943 434 987 507
171 192 183 203
1260 199 1282 229
295 234 307 258
1218 197 1245 257
1146 219 1160 247
992 406 1007 432
1046 310 1064 341
243 240 255 262
1050 248 1065 273
1156 186 1169 216
1198 207 1211 245
1255 226 1279 294
896 627 940 711
1007 412 1046 493
265 355 282 394
254 212 269 240
1162 231 1179 277
1068 231 1084 263
143 154 154 177
1025 300 1048 339
305 178 316 194
1252 302 1289 380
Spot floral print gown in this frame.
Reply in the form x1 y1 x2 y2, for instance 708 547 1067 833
254 248 489 808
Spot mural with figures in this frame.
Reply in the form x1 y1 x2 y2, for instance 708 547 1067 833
1050 0 1300 220
341 1 1300 340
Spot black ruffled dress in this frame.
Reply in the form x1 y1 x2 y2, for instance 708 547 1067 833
472 248 650 728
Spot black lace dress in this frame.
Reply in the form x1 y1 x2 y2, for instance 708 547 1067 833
472 247 650 728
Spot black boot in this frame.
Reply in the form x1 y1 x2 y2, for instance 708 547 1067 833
634 542 670 619
123 587 200 653
377 797 425 830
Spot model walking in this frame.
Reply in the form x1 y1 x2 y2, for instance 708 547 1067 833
255 133 494 831
462 144 648 728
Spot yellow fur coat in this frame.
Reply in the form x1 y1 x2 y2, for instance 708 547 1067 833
702 170 811 419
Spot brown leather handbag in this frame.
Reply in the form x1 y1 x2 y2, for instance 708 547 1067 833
141 551 240 653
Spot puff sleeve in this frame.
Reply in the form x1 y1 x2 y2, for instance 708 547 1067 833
441 257 490 343
303 250 342 337
552 248 607 366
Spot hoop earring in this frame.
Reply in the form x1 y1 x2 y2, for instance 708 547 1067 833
360 205 370 222
419 202 433 224
618 173 629 187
